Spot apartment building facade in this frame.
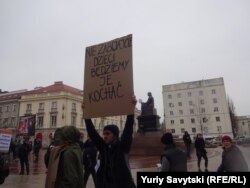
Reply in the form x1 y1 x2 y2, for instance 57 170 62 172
162 77 233 138
19 81 83 145
18 81 140 146
0 90 27 131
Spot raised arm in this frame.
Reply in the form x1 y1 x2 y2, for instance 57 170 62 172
120 114 134 153
85 119 104 151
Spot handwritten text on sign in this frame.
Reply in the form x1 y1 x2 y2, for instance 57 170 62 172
83 34 134 118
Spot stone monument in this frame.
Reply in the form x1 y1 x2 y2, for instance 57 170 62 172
138 92 160 132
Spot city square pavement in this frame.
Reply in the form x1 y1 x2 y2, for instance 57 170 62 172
2 145 250 188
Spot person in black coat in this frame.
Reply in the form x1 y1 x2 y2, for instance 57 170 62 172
83 138 98 187
83 96 137 188
194 133 208 172
182 131 192 159
33 138 42 162
18 137 32 175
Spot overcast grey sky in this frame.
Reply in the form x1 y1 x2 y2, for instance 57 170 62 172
1 0 250 119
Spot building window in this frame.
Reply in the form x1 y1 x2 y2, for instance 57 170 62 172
3 118 8 126
0 106 2 113
212 89 216 94
189 101 193 106
190 109 194 114
242 122 245 125
201 108 205 113
187 92 192 97
178 102 182 106
39 103 44 110
200 99 204 105
180 119 184 124
6 105 9 112
171 129 175 133
11 117 16 127
38 116 44 128
52 101 57 109
199 90 203 96
170 111 174 115
169 103 174 107
72 103 76 112
203 117 208 123
192 128 196 133
71 115 76 126
203 127 208 134
179 110 183 115
13 104 17 112
171 120 174 124
50 115 57 127
213 98 218 103
191 118 195 123
168 94 172 99
26 104 32 113
216 116 220 122
214 107 219 112
181 128 185 133
217 126 222 133
38 103 44 113
177 93 181 98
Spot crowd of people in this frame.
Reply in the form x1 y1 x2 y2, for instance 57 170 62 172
159 131 249 173
1 95 249 187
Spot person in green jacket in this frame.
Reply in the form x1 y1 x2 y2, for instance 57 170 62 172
55 126 85 188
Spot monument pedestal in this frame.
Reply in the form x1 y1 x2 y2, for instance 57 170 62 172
137 115 161 132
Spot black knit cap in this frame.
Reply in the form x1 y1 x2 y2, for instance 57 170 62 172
161 133 174 145
103 124 119 137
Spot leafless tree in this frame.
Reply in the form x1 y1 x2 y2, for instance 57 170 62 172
228 96 237 137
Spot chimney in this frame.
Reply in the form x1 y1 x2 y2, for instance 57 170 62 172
54 81 63 85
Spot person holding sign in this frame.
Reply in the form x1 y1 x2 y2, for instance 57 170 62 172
83 96 137 188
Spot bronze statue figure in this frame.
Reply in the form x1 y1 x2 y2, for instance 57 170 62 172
140 92 155 116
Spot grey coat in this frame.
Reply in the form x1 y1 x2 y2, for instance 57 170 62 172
217 145 249 172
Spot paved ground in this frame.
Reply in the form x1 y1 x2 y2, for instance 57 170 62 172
2 145 250 188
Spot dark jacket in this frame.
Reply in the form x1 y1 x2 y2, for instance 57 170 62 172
33 139 42 152
161 144 187 172
83 139 97 169
18 142 32 160
194 138 207 156
183 134 192 145
85 115 136 188
217 145 249 172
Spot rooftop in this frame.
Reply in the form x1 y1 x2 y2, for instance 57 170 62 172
24 81 83 96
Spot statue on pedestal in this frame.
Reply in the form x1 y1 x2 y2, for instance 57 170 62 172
140 92 156 116
138 92 160 132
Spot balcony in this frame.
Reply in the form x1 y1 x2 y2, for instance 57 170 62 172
50 108 58 113
38 108 45 114
26 109 32 114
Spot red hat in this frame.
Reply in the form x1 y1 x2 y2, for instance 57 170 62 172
222 135 232 142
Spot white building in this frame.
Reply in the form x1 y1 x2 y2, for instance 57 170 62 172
162 77 233 138
236 116 250 136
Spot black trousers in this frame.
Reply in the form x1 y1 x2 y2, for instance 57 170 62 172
185 144 191 158
20 158 29 174
197 152 208 168
84 167 97 187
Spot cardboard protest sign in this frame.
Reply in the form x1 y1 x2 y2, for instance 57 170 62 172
83 34 134 118
18 115 36 136
0 129 12 153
